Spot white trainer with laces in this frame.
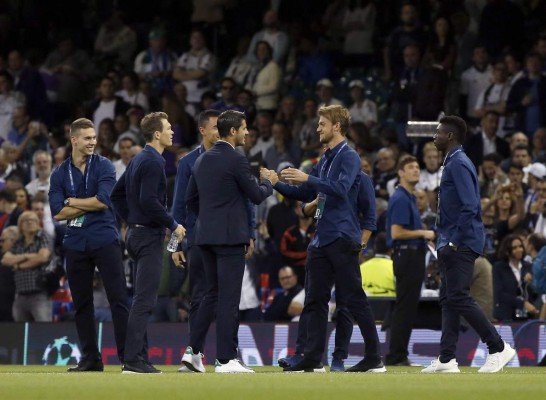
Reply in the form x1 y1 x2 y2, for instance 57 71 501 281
478 342 516 373
181 346 206 373
421 358 460 373
215 359 255 373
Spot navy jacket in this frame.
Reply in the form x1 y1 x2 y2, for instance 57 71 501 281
172 144 257 247
111 145 177 231
186 141 272 246
358 172 376 232
493 260 534 321
49 154 120 251
436 146 485 254
275 140 362 247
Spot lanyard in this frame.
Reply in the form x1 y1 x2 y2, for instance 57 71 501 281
67 155 93 197
442 147 462 168
320 142 347 178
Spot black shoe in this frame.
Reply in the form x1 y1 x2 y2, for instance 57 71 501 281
283 358 326 373
385 358 418 366
538 354 546 367
67 359 104 372
122 360 162 374
345 358 387 373
278 353 304 368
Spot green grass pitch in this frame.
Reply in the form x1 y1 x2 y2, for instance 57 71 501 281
2 365 545 400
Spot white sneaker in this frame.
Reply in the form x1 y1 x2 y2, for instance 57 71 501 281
177 365 193 373
215 359 255 373
181 346 206 373
421 358 460 373
478 342 516 373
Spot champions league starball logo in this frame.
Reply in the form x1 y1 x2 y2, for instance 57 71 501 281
42 336 82 366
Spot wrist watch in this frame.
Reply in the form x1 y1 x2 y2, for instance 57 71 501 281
361 243 367 250
64 198 70 207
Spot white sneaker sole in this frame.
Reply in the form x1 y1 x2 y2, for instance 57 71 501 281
215 370 255 373
121 370 163 374
478 346 517 373
181 356 205 373
284 367 326 373
421 368 460 373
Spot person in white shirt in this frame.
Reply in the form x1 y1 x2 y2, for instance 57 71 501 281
316 78 343 108
246 9 290 67
116 72 149 112
173 29 215 106
0 71 25 141
348 79 377 129
460 45 493 124
416 142 442 192
113 137 136 180
25 150 52 199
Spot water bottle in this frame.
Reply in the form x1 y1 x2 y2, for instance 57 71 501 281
167 232 180 252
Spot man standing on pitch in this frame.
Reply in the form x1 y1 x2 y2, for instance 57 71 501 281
386 155 435 366
185 110 273 373
273 105 385 373
111 112 186 374
49 118 129 372
422 115 515 373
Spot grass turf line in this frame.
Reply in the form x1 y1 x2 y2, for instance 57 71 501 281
1 366 545 400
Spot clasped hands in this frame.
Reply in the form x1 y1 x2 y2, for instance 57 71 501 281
260 167 309 185
260 168 279 185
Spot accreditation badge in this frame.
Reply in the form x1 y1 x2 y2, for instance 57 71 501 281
315 193 326 220
68 215 85 228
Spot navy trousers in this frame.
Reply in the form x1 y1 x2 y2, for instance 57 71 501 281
187 244 206 330
190 244 246 360
65 240 129 362
124 226 164 363
303 238 381 364
438 245 503 362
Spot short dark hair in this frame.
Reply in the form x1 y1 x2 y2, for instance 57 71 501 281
0 188 17 203
439 115 467 144
527 233 546 253
70 118 95 137
374 232 389 254
217 110 246 138
513 144 530 155
483 110 500 120
198 109 221 129
497 234 525 261
397 154 418 171
508 162 524 172
482 152 502 165
141 112 168 143
0 70 14 86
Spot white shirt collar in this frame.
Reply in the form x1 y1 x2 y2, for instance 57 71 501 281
217 139 235 150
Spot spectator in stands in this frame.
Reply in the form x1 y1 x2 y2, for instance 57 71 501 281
264 121 300 172
236 89 256 125
506 52 546 138
134 29 177 99
173 29 215 107
373 147 397 200
534 35 546 73
415 188 437 230
41 35 94 107
348 122 375 159
464 111 510 169
341 0 376 69
14 187 30 211
1 211 52 322
512 145 532 178
250 111 274 158
500 132 528 172
423 16 456 73
246 9 290 67
225 37 253 88
523 233 546 324
416 142 441 193
524 163 546 215
95 119 118 161
294 34 334 87
460 44 493 124
451 10 478 77
315 78 343 109
25 150 51 200
529 179 546 235
0 225 18 322
493 234 538 321
474 61 511 138
209 77 245 113
263 266 303 322
113 137 136 181
531 127 546 162
360 232 395 297
298 98 320 158
504 51 524 86
479 152 508 198
275 96 303 142
31 198 56 243
87 77 130 131
93 10 137 71
280 201 315 284
482 197 500 263
0 71 24 141
115 72 149 112
6 50 47 121
0 188 23 232
247 41 282 113
348 80 377 129
383 2 428 81
484 183 525 247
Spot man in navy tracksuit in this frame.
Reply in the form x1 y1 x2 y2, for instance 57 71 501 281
422 115 515 373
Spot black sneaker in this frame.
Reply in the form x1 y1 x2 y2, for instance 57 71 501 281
283 358 326 373
67 359 104 372
278 353 304 368
122 360 162 374
345 358 387 373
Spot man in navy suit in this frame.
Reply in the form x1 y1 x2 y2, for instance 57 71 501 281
185 110 274 373
422 115 515 374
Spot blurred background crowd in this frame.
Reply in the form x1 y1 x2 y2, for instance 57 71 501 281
0 0 545 326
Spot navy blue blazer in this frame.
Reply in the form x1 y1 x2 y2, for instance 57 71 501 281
186 141 273 246
493 260 534 321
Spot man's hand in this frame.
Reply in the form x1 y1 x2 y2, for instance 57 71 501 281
246 239 255 260
303 196 319 217
260 168 279 185
280 167 309 184
172 251 186 268
422 230 436 241
174 224 186 240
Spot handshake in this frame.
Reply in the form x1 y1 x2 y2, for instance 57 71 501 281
260 168 279 185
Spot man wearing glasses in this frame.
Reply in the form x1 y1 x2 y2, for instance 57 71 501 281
209 77 246 113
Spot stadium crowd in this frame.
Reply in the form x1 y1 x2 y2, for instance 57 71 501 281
0 0 545 326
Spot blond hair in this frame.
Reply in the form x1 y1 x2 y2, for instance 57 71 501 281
318 105 351 135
